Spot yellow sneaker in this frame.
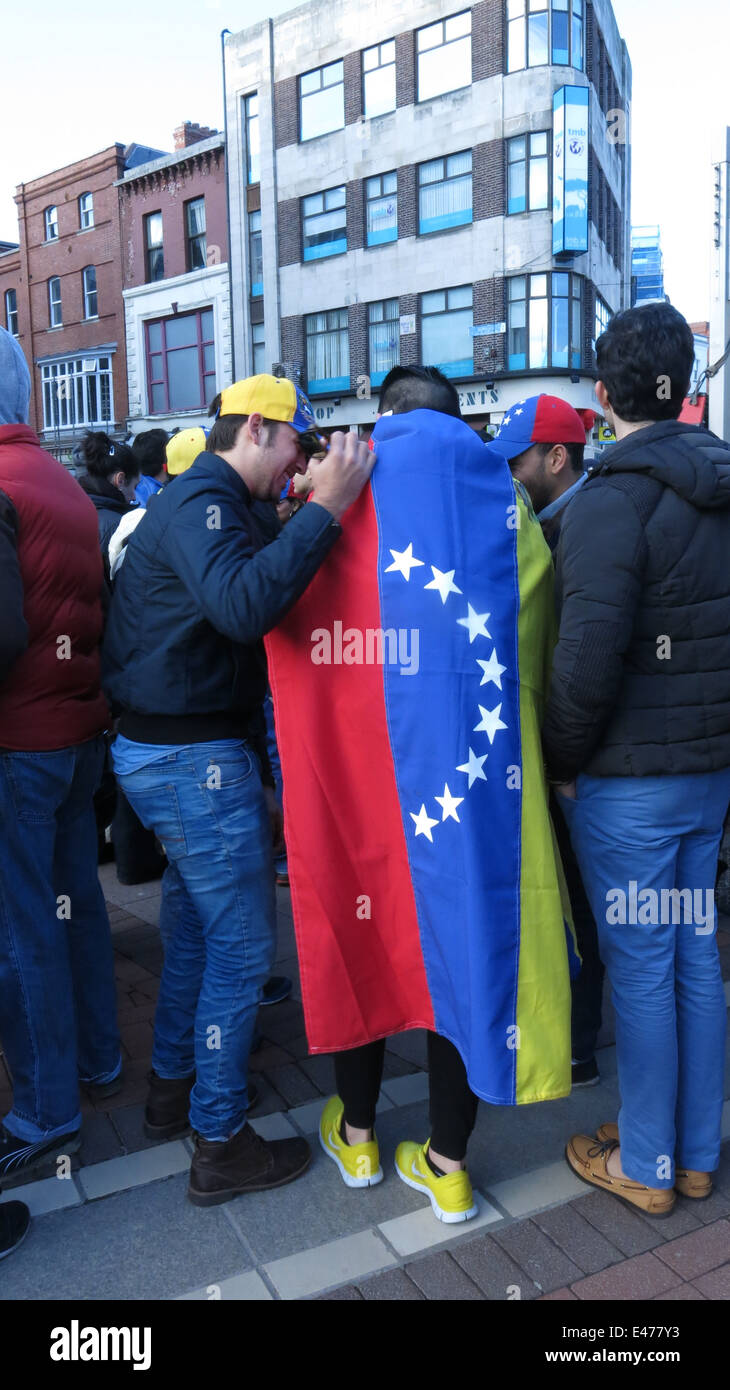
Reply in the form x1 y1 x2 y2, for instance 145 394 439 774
395 1139 478 1223
319 1096 383 1188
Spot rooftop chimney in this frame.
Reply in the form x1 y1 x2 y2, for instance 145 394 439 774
173 121 218 150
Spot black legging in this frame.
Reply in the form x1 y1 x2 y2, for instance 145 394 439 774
334 1032 479 1162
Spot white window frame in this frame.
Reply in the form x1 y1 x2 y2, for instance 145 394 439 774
41 355 114 432
44 205 58 241
82 266 98 320
362 40 396 119
299 60 344 142
79 192 94 230
5 288 18 337
48 276 62 327
416 10 471 103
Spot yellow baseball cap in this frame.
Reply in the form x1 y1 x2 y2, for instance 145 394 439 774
219 374 317 432
166 427 207 475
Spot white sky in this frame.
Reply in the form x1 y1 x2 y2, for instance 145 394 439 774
1 0 728 320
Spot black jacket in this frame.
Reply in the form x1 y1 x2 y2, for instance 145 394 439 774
102 451 340 757
77 472 134 568
542 421 730 781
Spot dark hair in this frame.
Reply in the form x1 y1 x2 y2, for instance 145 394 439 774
206 394 281 454
79 431 138 482
536 440 585 475
596 303 694 422
132 428 168 476
377 365 462 419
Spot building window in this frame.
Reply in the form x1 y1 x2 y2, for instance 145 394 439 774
302 187 347 262
508 272 582 369
252 322 266 375
305 308 349 393
41 355 113 432
417 10 471 102
244 93 260 184
418 152 472 235
82 266 98 320
249 210 263 295
48 276 62 327
507 0 583 72
299 61 344 142
145 309 216 413
144 212 164 282
186 198 207 271
44 206 58 241
421 285 473 377
507 132 549 213
368 299 399 386
5 289 18 337
79 192 94 229
363 40 396 119
594 292 612 345
365 172 398 246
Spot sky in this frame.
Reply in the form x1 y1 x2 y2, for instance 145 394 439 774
1 0 728 320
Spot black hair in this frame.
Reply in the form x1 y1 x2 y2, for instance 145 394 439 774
377 365 462 419
205 394 281 454
132 428 169 476
536 440 585 475
596 303 694 423
79 431 138 482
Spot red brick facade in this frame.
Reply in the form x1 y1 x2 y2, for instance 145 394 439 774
119 140 228 290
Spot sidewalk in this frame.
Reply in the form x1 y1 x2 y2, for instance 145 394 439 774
1 864 728 1302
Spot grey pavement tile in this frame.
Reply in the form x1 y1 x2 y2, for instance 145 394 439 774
632 1197 703 1240
693 1187 730 1225
380 1072 430 1106
121 898 162 927
572 1191 665 1256
378 1191 502 1257
250 1112 299 1141
571 1252 680 1301
691 1264 730 1299
486 1161 584 1217
654 1283 707 1300
278 1032 312 1060
453 1233 540 1300
315 1285 364 1300
1 1175 82 1217
653 1219 730 1281
358 1268 424 1300
77 1141 189 1200
382 1052 419 1079
247 1076 288 1118
533 1204 624 1275
249 1043 295 1073
407 1251 485 1301
265 1230 395 1299
178 1271 272 1300
266 1063 322 1107
78 1112 125 1166
386 1030 428 1068
108 1103 161 1155
298 1054 337 1093
492 1218 584 1294
2 1175 252 1301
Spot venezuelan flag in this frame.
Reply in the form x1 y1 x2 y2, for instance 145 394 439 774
266 409 577 1104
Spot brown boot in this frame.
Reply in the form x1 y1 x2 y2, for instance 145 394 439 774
596 1124 713 1200
144 1071 195 1141
566 1133 675 1216
188 1124 311 1207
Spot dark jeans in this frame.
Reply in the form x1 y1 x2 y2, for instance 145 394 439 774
551 790 604 1061
335 1032 479 1161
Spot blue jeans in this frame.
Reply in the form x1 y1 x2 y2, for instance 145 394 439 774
0 737 121 1142
558 769 730 1187
116 740 275 1140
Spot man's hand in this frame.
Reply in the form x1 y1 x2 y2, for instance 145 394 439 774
307 432 375 522
263 786 285 853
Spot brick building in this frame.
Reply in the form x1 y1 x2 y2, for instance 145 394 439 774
0 142 165 460
224 0 632 434
118 123 232 435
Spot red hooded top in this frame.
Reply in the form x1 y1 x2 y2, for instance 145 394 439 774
0 424 109 750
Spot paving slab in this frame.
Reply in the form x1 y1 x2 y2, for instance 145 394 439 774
357 1267 424 1300
315 1284 364 1300
1 1175 83 1217
249 1112 299 1141
264 1230 395 1299
380 1072 430 1106
287 1093 393 1135
486 1161 585 1217
533 1203 624 1275
453 1233 540 1300
653 1220 730 1281
77 1141 190 1201
691 1264 730 1299
492 1218 584 1293
78 1111 127 1166
266 1063 321 1107
378 1190 501 1257
108 1103 160 1155
178 1271 273 1300
1 1175 251 1301
405 1250 485 1301
571 1190 665 1256
654 1283 707 1300
570 1251 682 1301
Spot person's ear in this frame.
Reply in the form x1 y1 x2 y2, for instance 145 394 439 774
595 381 610 412
550 445 568 475
246 412 264 445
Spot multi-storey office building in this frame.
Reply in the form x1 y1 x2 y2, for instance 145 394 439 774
709 130 730 443
630 224 665 306
118 123 232 436
224 0 631 434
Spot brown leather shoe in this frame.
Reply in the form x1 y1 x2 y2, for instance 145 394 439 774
566 1133 675 1216
596 1123 713 1200
188 1123 311 1207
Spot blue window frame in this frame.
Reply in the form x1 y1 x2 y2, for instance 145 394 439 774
421 285 473 377
507 132 549 214
365 172 397 246
507 0 583 72
508 272 582 370
249 210 263 296
368 299 399 386
418 152 472 235
306 308 350 393
302 187 347 262
299 61 344 142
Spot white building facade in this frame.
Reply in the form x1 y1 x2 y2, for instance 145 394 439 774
224 0 631 435
709 129 730 443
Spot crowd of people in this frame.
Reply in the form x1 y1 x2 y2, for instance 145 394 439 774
0 298 728 1262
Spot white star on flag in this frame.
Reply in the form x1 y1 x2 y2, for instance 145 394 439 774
385 543 425 581
410 803 439 842
477 650 507 690
474 703 508 744
457 605 491 643
434 783 464 822
456 747 488 788
514 408 524 416
502 415 512 427
424 566 463 605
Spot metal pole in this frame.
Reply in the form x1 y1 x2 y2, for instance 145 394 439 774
221 27 236 381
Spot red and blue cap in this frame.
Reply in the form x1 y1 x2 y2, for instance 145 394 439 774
492 394 587 462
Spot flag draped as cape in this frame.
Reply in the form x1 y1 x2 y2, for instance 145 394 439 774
266 409 577 1104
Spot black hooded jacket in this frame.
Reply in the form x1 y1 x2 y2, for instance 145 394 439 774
542 421 730 781
77 472 135 568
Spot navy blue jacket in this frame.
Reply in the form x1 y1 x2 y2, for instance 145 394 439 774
102 451 341 758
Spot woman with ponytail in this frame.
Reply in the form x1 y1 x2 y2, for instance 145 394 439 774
77 432 139 576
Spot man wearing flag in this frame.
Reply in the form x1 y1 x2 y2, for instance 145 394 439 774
266 365 578 1224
